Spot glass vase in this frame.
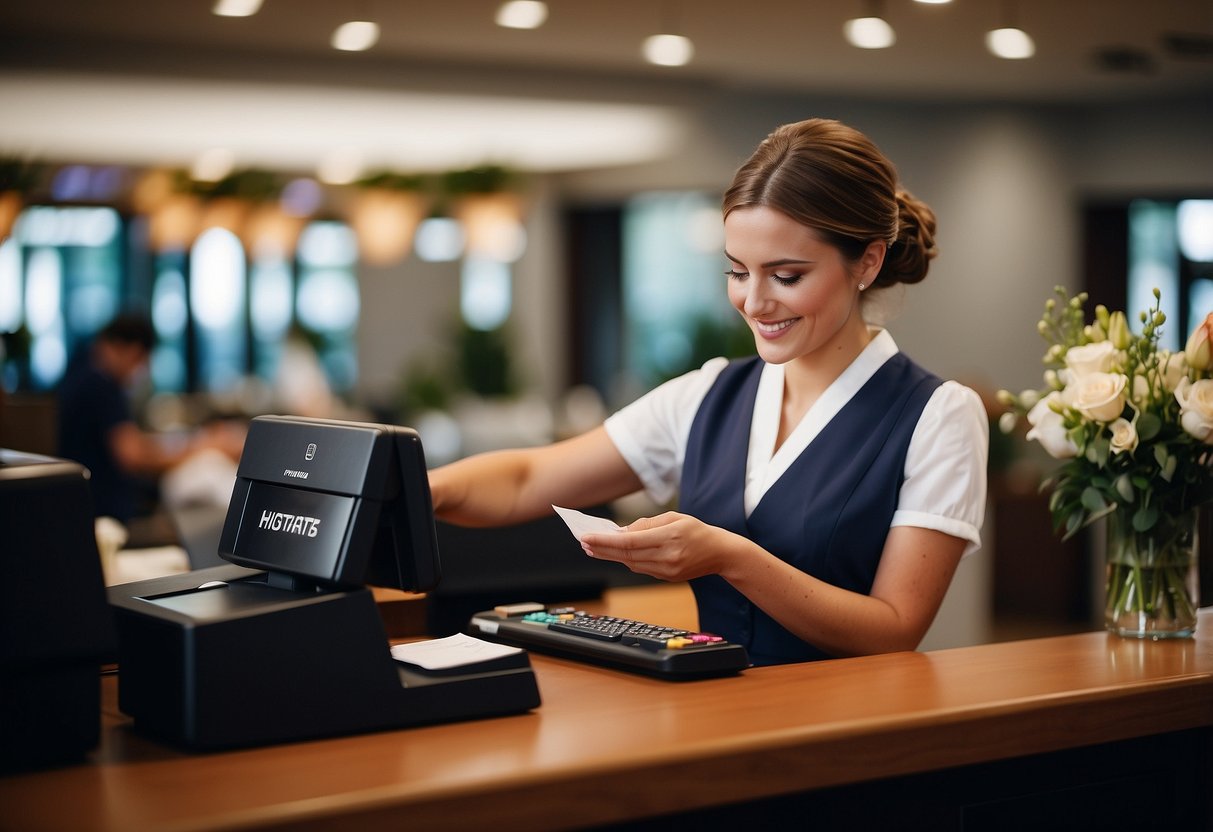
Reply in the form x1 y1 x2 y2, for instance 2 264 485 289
1104 507 1200 639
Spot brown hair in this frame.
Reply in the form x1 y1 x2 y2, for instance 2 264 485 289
722 118 937 288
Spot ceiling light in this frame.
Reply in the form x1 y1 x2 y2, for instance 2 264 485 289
844 16 896 49
495 1 548 30
913 0 952 4
986 27 1035 59
212 0 263 17
643 34 694 67
332 21 380 52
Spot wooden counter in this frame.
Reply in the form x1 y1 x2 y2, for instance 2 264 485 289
2 586 1211 831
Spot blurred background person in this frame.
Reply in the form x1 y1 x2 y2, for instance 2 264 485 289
55 312 244 524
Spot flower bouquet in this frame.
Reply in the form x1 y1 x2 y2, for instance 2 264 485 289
999 287 1213 638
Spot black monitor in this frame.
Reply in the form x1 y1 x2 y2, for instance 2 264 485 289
217 415 441 591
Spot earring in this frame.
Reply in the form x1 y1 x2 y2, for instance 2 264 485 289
857 283 866 291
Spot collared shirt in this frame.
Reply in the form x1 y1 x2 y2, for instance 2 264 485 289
604 330 988 556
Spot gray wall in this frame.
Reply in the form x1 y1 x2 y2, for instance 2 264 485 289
355 92 1213 413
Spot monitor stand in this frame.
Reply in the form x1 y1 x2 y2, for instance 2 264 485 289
108 565 541 749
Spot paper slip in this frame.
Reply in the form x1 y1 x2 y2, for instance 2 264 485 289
390 633 522 671
552 505 624 541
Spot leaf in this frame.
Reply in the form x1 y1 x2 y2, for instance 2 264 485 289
1162 454 1178 482
1136 412 1161 441
1063 510 1085 540
1154 444 1169 469
1132 505 1159 532
1081 487 1106 513
1091 435 1110 468
1115 474 1135 503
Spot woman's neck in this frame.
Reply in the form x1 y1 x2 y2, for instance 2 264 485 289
774 323 874 451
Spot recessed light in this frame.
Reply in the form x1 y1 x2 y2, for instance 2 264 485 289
844 17 896 50
986 27 1035 60
212 0 263 17
496 1 548 30
332 21 380 52
643 34 694 67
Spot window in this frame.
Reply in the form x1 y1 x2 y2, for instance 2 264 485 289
622 192 748 388
296 221 359 393
1127 199 1213 349
1 206 124 390
0 203 361 399
150 254 190 392
190 227 248 392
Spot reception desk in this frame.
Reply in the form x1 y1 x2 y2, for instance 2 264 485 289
2 584 1211 830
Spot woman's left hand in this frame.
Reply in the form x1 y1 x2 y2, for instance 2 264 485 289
580 512 734 582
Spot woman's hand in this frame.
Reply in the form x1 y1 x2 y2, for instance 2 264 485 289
580 512 744 582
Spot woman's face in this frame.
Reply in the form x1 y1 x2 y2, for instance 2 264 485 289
724 205 880 367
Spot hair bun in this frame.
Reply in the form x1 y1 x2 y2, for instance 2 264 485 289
878 191 937 287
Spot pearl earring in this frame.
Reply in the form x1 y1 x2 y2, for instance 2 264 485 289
857 283 866 291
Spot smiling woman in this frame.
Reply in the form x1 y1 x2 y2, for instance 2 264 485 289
427 117 988 667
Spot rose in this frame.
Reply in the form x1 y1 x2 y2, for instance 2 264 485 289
1108 418 1138 455
1185 312 1213 371
1158 350 1187 393
1068 372 1128 422
1175 377 1213 442
1063 341 1117 378
1025 392 1078 458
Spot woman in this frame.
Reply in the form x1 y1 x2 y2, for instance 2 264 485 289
429 118 987 666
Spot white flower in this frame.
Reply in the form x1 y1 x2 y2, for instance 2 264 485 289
1158 350 1187 393
1175 377 1213 443
1017 388 1040 410
1108 418 1138 454
1131 372 1150 405
1025 392 1078 458
1064 341 1117 378
1069 372 1128 423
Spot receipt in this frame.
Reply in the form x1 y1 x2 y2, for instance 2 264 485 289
390 633 522 670
552 505 623 541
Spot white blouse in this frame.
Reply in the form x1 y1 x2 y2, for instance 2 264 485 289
603 330 988 557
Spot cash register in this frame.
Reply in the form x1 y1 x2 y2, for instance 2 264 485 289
107 415 540 750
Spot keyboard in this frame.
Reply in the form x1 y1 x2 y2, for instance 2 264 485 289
467 603 750 680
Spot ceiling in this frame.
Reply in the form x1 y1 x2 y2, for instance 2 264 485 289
1 0 1211 174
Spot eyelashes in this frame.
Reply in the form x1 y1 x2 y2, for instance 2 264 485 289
725 269 803 287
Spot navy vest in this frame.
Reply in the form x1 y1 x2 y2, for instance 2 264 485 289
681 353 942 666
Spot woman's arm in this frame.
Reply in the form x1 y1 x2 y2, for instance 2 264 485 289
721 524 965 655
428 425 644 527
582 517 964 656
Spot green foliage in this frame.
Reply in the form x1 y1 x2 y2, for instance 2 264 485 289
0 158 45 193
454 322 517 398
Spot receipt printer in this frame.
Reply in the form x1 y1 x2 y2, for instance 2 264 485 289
0 450 117 772
108 416 539 749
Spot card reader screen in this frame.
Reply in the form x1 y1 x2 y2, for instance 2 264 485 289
232 481 356 580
